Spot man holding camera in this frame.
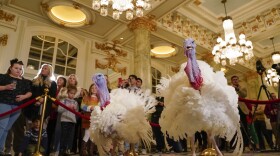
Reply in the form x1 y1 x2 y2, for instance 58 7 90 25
231 76 250 150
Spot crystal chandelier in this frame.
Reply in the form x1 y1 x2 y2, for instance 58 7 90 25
212 0 254 66
271 37 280 64
92 0 152 20
265 68 279 87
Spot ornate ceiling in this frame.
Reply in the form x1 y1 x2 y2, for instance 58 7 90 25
2 0 280 78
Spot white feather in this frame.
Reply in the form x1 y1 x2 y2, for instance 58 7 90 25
90 88 157 152
157 60 243 155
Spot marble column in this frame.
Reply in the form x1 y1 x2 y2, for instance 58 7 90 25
128 16 156 89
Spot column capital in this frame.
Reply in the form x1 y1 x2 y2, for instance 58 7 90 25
127 15 157 32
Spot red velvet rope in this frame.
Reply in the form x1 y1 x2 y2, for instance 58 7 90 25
238 97 280 104
1 96 279 120
52 99 90 120
0 98 37 118
150 122 160 127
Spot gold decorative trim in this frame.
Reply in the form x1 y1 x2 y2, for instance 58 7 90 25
41 3 50 12
171 66 180 73
95 41 127 75
234 7 280 37
0 34 8 46
95 40 127 57
128 15 157 32
158 12 217 49
0 10 15 22
95 59 126 75
193 0 201 6
73 2 80 9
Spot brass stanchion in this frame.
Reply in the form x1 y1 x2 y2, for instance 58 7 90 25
200 148 217 156
33 88 49 156
124 144 138 156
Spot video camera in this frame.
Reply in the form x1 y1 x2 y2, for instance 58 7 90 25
272 63 280 75
256 60 266 75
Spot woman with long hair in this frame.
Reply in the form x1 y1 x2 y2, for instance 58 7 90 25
24 64 57 125
47 75 67 155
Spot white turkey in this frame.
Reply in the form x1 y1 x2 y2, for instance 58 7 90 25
89 73 156 156
157 38 243 156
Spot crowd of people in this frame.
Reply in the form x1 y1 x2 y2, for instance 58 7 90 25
230 75 280 152
0 58 280 156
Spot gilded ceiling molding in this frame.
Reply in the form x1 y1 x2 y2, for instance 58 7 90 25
72 2 80 9
95 41 127 75
128 15 157 32
41 3 50 12
171 66 180 73
235 7 280 36
158 12 217 49
193 0 201 6
0 9 15 22
0 34 8 46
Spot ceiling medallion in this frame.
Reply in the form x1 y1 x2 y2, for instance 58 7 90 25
41 1 93 27
151 42 177 58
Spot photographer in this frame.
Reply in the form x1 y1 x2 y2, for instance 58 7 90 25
231 76 250 150
265 93 280 149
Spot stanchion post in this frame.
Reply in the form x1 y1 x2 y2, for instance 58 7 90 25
33 88 49 156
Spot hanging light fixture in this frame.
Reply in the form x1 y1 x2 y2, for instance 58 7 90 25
271 37 280 64
92 0 152 20
212 0 254 66
265 68 279 87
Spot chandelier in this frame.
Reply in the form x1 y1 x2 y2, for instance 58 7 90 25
212 0 254 66
271 37 280 64
92 0 152 20
265 68 279 87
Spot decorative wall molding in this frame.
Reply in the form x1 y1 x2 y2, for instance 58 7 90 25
157 7 280 72
95 59 126 75
158 7 280 51
235 7 280 36
171 66 179 73
0 9 15 22
157 12 218 50
0 34 8 46
95 41 127 75
95 40 127 57
128 15 157 32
